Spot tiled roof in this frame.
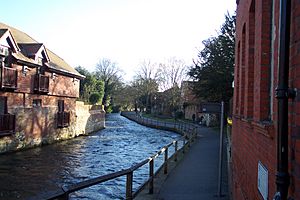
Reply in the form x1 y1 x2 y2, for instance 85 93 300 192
0 22 83 78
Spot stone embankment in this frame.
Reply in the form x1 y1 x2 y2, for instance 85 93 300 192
0 101 105 153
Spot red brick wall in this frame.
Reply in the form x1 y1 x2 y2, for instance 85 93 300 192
233 0 300 199
7 63 79 98
47 71 79 98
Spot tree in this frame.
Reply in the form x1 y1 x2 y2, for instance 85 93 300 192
157 57 188 115
95 58 123 111
188 12 236 103
157 57 188 91
134 60 159 113
89 92 102 105
75 66 105 104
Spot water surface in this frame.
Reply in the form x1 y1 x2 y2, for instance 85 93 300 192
0 114 180 200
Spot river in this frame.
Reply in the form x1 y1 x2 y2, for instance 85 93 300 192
0 113 181 200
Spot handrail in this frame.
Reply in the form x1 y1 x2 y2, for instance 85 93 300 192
44 114 198 200
121 111 198 137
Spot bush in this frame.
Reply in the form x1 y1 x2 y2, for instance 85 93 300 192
175 111 184 119
89 93 102 105
105 105 113 113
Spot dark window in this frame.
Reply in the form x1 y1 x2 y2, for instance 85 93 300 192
0 96 15 135
4 49 12 68
58 100 64 112
57 100 69 128
33 99 42 107
0 97 8 114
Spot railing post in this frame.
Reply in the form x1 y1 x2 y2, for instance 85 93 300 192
126 171 133 200
174 141 178 162
149 159 154 194
183 139 186 154
164 147 168 174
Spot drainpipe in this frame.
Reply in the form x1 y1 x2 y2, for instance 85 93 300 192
274 0 295 199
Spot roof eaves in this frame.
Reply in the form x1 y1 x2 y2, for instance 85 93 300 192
46 64 85 79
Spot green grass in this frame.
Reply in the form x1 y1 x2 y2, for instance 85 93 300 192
141 113 177 122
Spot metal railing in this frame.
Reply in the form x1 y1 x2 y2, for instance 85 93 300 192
1 66 17 89
121 111 199 136
34 74 49 93
44 113 198 200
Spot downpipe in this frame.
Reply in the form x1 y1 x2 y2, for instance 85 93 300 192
273 0 296 200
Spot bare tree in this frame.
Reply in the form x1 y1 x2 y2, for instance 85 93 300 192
135 59 159 81
134 60 160 113
95 58 123 110
157 57 189 91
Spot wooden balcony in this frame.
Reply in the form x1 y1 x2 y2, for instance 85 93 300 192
57 111 70 128
34 74 49 93
1 66 18 89
0 114 15 135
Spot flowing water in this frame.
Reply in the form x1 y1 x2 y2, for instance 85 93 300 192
0 114 181 200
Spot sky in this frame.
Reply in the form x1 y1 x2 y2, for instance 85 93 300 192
1 0 236 81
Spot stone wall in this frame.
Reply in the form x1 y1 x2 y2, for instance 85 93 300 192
0 101 105 154
75 101 105 135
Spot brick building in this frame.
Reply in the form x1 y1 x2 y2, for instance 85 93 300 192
0 22 105 154
181 81 202 120
232 0 299 199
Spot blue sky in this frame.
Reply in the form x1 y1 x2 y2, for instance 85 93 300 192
1 0 236 81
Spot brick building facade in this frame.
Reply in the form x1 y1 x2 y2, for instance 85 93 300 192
232 0 300 199
181 81 202 120
0 22 105 154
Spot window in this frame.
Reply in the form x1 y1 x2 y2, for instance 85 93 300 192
58 100 64 112
57 100 70 128
0 97 8 114
240 24 246 117
4 49 12 68
32 99 42 107
234 42 241 115
245 0 255 118
0 96 15 134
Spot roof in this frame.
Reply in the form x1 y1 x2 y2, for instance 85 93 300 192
19 43 43 56
0 29 8 38
0 22 84 79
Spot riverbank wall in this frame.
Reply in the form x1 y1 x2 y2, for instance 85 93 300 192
0 101 105 154
121 111 197 137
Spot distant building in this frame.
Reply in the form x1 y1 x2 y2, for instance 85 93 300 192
180 81 202 120
232 1 300 199
0 22 104 153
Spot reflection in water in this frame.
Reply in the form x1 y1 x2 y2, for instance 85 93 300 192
0 114 180 200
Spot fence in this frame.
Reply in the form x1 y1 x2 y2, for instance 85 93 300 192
121 111 198 136
44 112 198 200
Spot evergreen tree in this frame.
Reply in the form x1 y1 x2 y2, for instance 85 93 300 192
188 12 236 103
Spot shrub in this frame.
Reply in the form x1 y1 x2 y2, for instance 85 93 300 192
89 93 102 105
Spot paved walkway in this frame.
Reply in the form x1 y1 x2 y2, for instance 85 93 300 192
136 125 230 200
157 126 230 200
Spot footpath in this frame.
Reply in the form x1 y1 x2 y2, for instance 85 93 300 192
135 126 230 200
